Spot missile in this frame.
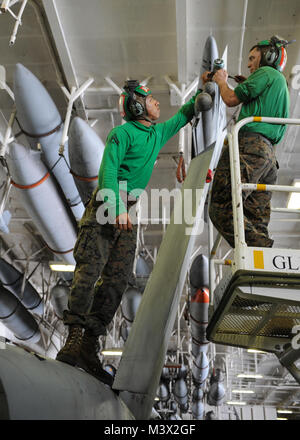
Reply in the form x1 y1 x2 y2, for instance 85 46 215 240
173 378 188 410
192 35 224 156
135 254 152 288
13 63 84 220
189 254 209 288
205 410 217 420
169 400 178 413
189 254 210 357
120 320 129 342
0 343 134 420
68 117 104 206
192 400 204 420
192 340 208 358
177 364 188 380
120 287 142 342
207 381 226 406
190 286 210 356
50 284 69 319
161 366 171 381
192 387 204 401
207 368 226 406
169 413 182 420
192 351 209 387
121 287 142 326
0 283 40 343
156 380 170 402
6 142 77 265
0 210 11 234
200 36 220 150
201 36 219 77
0 257 43 315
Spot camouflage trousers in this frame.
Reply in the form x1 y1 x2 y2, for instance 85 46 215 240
63 223 137 336
209 133 278 248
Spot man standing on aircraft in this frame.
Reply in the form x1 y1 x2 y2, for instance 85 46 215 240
56 80 201 386
206 36 290 248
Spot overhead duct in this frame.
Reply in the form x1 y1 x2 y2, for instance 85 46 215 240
0 257 43 315
0 284 40 343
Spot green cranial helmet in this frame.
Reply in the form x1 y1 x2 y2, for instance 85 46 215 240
256 36 291 72
119 80 152 121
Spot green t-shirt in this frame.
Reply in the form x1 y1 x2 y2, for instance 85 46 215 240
80 90 200 225
234 66 290 145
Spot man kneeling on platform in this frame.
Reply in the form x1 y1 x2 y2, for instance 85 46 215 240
204 36 290 248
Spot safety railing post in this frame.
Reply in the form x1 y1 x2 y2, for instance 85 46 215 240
228 116 300 269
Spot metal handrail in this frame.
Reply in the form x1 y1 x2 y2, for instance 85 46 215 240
230 116 300 260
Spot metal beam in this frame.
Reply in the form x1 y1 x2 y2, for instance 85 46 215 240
175 0 188 84
41 0 88 120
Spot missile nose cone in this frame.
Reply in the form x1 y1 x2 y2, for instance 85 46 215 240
69 116 85 139
69 116 105 157
189 254 209 288
13 63 61 134
70 116 86 134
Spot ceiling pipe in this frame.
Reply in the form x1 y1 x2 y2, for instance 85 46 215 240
238 0 248 75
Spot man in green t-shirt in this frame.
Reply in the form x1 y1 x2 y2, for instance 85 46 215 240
207 36 290 249
56 80 201 385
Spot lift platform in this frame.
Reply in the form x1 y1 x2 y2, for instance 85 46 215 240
206 116 300 355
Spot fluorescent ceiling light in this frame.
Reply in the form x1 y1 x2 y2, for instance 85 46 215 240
101 348 123 356
287 180 300 209
226 401 246 405
232 389 254 394
237 373 263 379
277 410 293 414
49 263 75 272
247 349 267 354
276 418 288 421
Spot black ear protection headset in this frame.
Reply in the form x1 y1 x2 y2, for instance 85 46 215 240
124 80 146 118
255 35 295 71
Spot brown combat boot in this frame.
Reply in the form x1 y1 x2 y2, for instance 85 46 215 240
56 325 83 366
77 330 114 387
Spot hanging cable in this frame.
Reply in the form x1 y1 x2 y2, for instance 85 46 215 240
176 152 186 183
